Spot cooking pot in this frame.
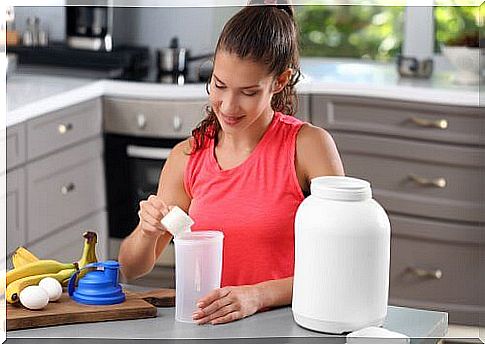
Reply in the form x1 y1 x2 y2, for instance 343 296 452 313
157 37 213 78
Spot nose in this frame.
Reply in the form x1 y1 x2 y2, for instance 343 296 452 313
219 92 239 115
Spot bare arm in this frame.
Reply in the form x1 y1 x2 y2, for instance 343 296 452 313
118 139 192 281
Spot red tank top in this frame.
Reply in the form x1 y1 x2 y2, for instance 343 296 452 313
184 112 305 287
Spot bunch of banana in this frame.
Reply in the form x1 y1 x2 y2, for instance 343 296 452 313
11 246 40 268
5 231 99 303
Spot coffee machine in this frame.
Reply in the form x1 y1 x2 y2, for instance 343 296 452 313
66 6 113 51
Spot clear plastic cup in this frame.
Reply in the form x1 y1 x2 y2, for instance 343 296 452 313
173 230 224 323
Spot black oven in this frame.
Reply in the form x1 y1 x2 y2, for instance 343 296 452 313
104 134 183 239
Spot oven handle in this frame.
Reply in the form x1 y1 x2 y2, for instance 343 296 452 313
126 145 172 160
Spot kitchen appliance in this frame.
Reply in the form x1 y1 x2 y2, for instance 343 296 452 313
292 176 391 334
66 6 113 51
397 55 433 78
68 260 125 305
157 37 213 84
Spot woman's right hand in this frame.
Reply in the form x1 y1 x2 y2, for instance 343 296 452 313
138 195 171 238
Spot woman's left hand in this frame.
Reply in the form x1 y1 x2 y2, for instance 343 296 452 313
192 285 262 325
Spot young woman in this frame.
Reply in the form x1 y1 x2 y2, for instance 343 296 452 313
118 5 344 325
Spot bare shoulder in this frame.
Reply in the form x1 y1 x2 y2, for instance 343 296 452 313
296 123 345 181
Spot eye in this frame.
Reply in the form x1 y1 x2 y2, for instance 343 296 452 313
242 91 258 97
214 83 225 89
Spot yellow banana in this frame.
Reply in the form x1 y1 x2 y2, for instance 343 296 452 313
77 231 98 270
11 247 39 268
6 260 76 286
7 267 77 304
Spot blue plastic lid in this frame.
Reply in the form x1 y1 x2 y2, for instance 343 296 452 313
68 260 126 305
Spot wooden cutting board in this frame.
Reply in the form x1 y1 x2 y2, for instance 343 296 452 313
7 288 176 331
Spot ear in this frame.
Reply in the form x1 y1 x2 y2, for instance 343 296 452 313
272 68 292 94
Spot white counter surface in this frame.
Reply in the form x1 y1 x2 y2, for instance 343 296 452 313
6 60 481 127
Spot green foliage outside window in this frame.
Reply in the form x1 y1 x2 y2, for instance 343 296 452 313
434 6 480 50
295 6 404 61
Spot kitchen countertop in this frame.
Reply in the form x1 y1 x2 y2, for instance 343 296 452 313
7 304 447 343
6 59 481 127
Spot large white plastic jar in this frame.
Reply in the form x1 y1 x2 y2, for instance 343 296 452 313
292 176 391 334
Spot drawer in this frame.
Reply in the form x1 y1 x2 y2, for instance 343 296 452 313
104 97 206 138
312 95 484 146
6 123 26 170
389 234 482 322
296 94 310 123
6 167 26 255
333 132 485 222
27 98 102 160
26 138 106 243
28 211 108 263
390 213 485 244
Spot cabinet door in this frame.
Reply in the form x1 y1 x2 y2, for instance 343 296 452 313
5 123 26 171
26 138 106 243
6 168 26 255
27 211 108 263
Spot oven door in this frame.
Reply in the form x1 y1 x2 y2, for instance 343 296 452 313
104 134 183 239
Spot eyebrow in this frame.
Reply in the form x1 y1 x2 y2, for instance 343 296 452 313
213 74 260 89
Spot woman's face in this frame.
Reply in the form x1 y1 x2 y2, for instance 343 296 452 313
209 51 277 134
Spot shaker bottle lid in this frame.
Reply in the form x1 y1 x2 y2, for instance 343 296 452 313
161 206 194 237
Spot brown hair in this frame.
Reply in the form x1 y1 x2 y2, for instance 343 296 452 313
190 5 301 154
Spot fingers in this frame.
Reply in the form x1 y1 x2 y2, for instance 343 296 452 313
196 288 231 309
138 195 170 237
194 304 241 325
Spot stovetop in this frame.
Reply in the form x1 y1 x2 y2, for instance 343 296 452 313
8 42 209 85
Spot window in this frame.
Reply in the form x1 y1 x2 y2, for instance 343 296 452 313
295 6 404 61
434 6 480 50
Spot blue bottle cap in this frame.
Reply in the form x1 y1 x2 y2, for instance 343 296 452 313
68 260 126 305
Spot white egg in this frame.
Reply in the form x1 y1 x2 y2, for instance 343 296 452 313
19 285 49 310
39 277 63 302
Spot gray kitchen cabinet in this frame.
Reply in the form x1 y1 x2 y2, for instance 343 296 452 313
6 97 107 262
6 123 26 171
6 167 26 256
28 210 108 264
26 138 105 244
26 98 102 160
296 94 310 122
312 95 485 326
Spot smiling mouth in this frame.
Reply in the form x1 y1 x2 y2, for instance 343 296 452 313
221 114 244 126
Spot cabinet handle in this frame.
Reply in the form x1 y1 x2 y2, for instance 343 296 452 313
408 174 447 188
58 123 73 134
406 266 443 280
137 113 147 130
409 116 448 129
173 115 182 132
60 182 75 195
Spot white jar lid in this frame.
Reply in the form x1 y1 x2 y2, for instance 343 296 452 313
160 206 194 237
310 176 372 201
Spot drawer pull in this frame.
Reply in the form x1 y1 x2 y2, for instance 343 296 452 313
409 116 448 129
406 266 443 280
58 123 73 134
173 115 182 131
137 113 147 130
61 183 76 195
408 174 447 188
